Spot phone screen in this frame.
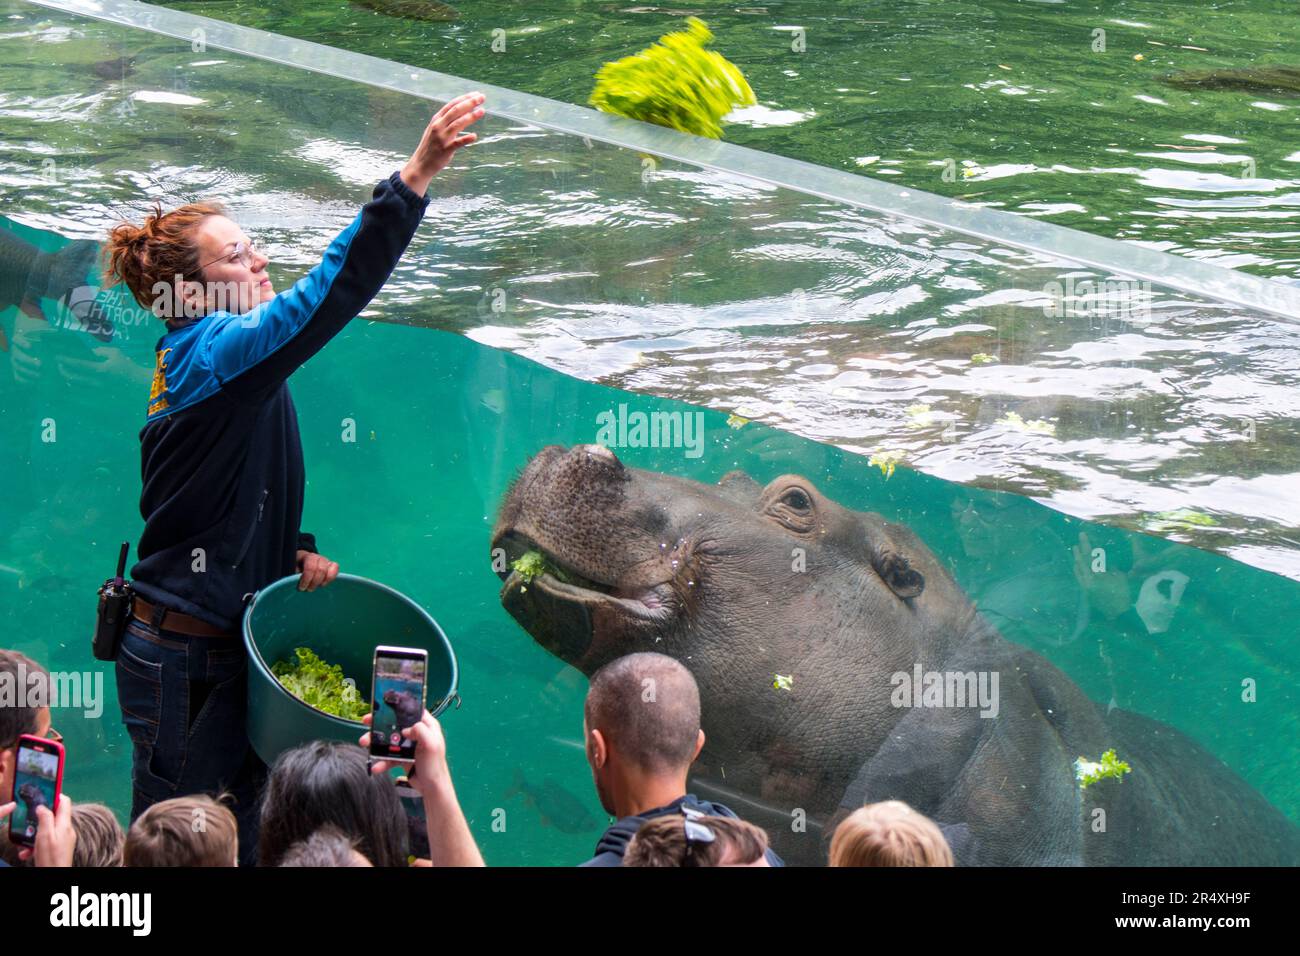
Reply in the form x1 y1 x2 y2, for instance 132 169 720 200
9 738 63 847
369 646 428 762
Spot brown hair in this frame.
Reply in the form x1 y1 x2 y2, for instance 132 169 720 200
829 800 954 867
103 200 227 315
71 803 126 867
257 741 408 867
623 814 769 867
0 648 47 750
124 794 237 867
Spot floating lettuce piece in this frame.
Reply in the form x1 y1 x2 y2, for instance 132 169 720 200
1144 508 1218 533
998 411 1056 435
271 647 369 721
772 674 794 691
1074 749 1132 790
726 413 750 429
589 17 756 139
905 404 934 428
869 450 905 479
970 352 998 365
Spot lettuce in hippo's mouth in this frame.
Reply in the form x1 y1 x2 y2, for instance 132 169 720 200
497 536 677 628
507 548 616 595
509 550 550 583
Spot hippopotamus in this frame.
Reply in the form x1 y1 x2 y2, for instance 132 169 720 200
491 444 1300 866
382 688 423 731
17 782 49 825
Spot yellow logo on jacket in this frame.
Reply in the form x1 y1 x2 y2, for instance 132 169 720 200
148 347 172 415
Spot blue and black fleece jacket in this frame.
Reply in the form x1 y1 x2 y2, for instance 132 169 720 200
130 171 430 632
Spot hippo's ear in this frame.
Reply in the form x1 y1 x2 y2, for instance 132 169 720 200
717 470 762 504
718 470 760 490
874 550 925 600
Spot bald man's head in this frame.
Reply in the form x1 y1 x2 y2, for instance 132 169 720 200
584 653 701 774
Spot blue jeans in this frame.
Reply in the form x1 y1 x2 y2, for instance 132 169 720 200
115 618 267 866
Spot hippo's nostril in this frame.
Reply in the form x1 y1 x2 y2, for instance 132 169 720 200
580 443 622 467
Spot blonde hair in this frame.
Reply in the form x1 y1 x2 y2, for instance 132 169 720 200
124 794 237 867
829 800 954 867
103 200 227 315
71 803 126 867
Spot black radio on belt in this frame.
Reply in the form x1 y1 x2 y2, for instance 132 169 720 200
92 541 134 662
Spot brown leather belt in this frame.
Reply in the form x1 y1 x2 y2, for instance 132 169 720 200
132 596 238 638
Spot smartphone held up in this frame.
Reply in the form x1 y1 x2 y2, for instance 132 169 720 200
8 734 64 848
369 645 428 764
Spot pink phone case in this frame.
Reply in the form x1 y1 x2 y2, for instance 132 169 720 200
8 734 64 847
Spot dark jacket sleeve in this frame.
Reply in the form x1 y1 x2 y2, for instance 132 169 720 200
204 171 430 401
297 532 318 554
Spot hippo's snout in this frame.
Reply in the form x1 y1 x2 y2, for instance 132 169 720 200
491 444 683 672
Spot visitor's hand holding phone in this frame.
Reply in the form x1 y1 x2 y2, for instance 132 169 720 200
360 710 450 789
29 797 77 867
2 795 77 867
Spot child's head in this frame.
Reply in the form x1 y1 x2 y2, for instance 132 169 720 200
124 795 238 867
829 800 954 867
278 826 373 867
623 814 770 867
71 803 126 867
258 740 408 867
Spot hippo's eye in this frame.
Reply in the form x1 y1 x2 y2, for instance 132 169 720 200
764 481 818 532
780 488 812 511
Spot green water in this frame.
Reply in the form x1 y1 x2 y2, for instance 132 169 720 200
5 302 1299 863
1 0 1298 864
154 0 1300 280
8 0 1300 581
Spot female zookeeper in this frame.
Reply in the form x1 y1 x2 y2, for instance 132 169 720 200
101 92 486 863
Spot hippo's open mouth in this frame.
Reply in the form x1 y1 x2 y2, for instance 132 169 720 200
492 531 675 624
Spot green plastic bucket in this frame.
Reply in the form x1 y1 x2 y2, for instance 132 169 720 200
242 573 459 767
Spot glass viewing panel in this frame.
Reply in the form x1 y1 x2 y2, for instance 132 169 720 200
1 0 1297 864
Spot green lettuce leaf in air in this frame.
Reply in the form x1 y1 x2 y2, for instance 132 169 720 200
590 17 756 139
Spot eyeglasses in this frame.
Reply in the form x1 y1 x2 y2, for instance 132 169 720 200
1 726 62 750
197 239 260 272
